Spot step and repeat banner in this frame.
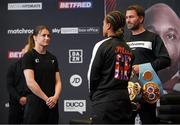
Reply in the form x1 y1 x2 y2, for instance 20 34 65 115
0 0 104 123
0 0 179 123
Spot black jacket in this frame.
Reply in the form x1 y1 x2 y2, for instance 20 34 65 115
6 58 29 102
88 36 134 104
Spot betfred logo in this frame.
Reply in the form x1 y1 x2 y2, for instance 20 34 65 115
58 1 92 9
8 51 23 59
64 100 86 114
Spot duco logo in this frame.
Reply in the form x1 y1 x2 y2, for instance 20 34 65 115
64 100 86 114
66 101 84 107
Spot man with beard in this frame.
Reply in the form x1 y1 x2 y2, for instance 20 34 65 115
125 4 171 124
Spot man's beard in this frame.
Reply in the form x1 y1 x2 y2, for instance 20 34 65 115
127 23 140 30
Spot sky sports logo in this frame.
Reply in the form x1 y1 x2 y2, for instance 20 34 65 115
58 1 92 9
8 2 42 10
55 27 99 34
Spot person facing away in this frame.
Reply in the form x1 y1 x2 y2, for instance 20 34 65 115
125 4 171 124
87 10 134 124
6 44 30 124
22 25 62 124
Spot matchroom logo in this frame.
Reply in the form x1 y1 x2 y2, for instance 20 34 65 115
8 2 42 10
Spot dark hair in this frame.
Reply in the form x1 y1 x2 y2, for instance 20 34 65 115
127 4 145 18
105 11 125 37
27 25 50 51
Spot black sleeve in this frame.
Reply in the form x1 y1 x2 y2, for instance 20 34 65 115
54 56 59 72
89 44 104 99
22 52 34 70
6 62 21 102
151 35 171 71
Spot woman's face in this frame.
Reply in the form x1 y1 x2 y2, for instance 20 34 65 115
34 28 51 47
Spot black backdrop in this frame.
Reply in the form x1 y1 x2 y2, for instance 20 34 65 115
1 0 180 123
0 0 104 123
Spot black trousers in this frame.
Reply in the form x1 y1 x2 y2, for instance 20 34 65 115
8 100 25 124
23 95 59 124
130 102 157 124
91 100 132 124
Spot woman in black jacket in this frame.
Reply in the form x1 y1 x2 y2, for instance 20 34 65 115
88 11 134 124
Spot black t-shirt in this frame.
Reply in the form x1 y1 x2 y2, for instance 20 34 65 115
88 36 134 104
127 30 170 72
22 49 59 97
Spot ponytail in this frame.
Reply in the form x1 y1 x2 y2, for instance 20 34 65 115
115 28 124 37
27 34 35 51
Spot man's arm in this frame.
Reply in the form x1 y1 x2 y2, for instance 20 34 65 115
152 35 171 71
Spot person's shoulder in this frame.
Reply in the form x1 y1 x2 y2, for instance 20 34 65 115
46 51 57 59
24 49 33 56
22 49 37 61
7 59 20 73
8 61 17 69
146 30 159 36
96 37 112 46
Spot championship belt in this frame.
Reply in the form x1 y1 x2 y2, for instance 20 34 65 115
139 63 163 104
128 70 142 111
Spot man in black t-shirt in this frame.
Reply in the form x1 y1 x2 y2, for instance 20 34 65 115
125 4 171 124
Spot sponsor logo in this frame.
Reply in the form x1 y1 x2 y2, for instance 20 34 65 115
8 2 42 10
64 100 86 114
78 27 99 34
61 27 78 34
52 28 61 34
58 27 99 34
70 74 82 87
35 58 40 63
58 1 92 9
7 27 99 35
7 28 34 34
127 41 152 50
8 51 23 59
5 102 9 108
69 49 83 63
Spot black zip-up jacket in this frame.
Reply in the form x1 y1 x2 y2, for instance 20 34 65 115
6 58 29 102
88 36 134 104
